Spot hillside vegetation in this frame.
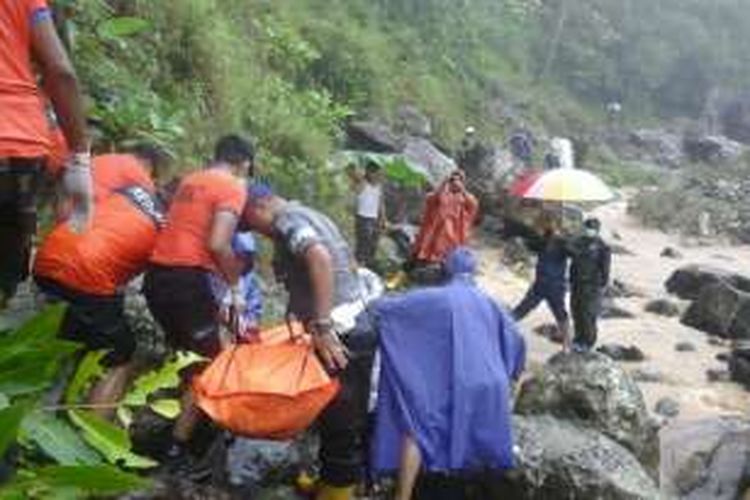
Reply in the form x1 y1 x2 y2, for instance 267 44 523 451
59 0 750 197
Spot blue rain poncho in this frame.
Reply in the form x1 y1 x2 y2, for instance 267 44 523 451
371 248 526 473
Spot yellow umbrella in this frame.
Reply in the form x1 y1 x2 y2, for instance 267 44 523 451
522 168 614 202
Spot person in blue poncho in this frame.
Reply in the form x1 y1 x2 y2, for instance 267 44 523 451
371 247 526 500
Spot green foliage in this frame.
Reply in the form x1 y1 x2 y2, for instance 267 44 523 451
0 465 149 499
64 352 105 406
0 404 28 457
20 412 102 466
68 410 157 469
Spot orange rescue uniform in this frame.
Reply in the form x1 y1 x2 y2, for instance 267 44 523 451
150 168 246 273
0 0 52 159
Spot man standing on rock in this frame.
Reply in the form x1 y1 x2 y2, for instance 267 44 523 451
352 160 386 270
569 218 612 352
241 182 374 500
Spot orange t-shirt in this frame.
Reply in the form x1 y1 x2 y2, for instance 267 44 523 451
0 0 52 158
150 168 246 272
34 186 164 296
92 154 155 202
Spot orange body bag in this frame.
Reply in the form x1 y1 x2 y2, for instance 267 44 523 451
192 323 340 440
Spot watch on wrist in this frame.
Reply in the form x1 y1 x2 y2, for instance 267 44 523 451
309 318 334 335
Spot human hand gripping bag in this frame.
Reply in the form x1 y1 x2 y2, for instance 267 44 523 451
192 322 340 440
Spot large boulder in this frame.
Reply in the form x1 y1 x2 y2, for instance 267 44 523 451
628 129 684 168
683 135 746 164
661 417 750 500
499 416 659 500
515 352 659 475
681 281 749 338
395 105 432 138
226 436 316 492
402 137 456 185
345 120 402 152
665 264 750 301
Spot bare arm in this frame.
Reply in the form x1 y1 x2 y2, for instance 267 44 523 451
209 211 243 285
31 16 88 152
303 242 348 371
304 243 334 323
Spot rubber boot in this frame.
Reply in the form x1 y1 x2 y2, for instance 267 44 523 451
315 483 355 500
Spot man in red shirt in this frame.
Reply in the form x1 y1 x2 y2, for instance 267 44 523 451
0 0 91 305
143 135 252 461
33 146 167 419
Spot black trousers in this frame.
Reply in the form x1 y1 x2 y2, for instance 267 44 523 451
143 265 221 359
355 215 380 269
0 160 42 300
317 328 375 486
571 286 602 348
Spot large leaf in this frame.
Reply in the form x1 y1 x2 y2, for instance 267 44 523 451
64 351 106 405
97 17 150 38
0 465 150 498
123 351 203 408
149 399 180 420
0 343 79 397
68 410 156 469
10 305 66 344
0 404 28 456
21 411 101 466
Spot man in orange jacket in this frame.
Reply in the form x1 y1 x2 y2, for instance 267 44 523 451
0 0 92 305
34 146 167 418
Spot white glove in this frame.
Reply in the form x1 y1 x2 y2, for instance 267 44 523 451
62 152 94 233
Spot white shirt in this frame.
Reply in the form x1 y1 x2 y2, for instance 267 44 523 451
356 182 382 219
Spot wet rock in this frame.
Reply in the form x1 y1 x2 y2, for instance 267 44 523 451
515 352 659 474
675 341 697 352
119 477 234 500
402 137 456 186
644 298 681 317
661 417 750 500
600 299 637 320
706 368 731 383
610 243 635 256
654 397 680 418
660 246 683 259
683 135 746 164
666 264 750 301
681 281 750 337
395 105 432 138
628 129 684 168
716 352 731 363
631 368 667 384
605 279 644 299
501 416 659 500
729 351 750 389
597 344 646 362
226 438 310 490
346 120 402 152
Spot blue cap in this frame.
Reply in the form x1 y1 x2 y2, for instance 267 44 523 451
247 181 274 203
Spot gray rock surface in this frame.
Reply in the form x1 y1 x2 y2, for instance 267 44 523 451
645 299 681 318
683 134 746 164
729 351 750 389
515 352 659 474
675 342 697 352
661 417 750 500
395 105 432 138
631 368 667 384
502 416 659 500
346 120 402 152
666 264 737 301
597 344 646 362
402 137 456 185
601 299 637 320
654 397 680 418
661 247 683 259
628 129 684 168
